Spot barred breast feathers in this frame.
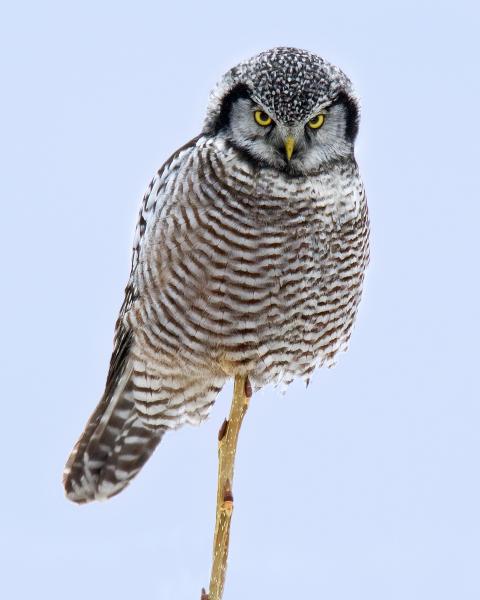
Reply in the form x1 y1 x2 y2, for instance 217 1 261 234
128 135 369 391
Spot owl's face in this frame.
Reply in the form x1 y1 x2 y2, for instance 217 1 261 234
205 48 360 176
219 87 357 174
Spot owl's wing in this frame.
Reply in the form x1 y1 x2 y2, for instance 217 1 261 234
63 136 202 504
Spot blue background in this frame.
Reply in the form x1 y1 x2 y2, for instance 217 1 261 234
1 1 479 598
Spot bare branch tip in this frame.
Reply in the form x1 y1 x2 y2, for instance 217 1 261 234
206 373 250 599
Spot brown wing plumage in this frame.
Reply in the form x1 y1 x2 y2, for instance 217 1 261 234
63 293 165 503
63 139 202 504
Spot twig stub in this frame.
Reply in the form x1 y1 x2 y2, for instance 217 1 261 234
223 487 233 504
218 418 229 442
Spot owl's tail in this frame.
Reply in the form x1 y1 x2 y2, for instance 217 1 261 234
63 367 165 504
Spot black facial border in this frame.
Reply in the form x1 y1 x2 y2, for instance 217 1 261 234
330 91 360 142
212 83 252 133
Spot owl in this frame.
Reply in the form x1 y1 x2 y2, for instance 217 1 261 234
64 47 369 503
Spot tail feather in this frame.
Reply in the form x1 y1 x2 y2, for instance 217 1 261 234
63 379 165 503
64 300 166 503
63 315 166 503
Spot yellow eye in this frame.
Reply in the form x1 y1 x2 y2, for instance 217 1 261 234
254 110 273 127
308 114 325 129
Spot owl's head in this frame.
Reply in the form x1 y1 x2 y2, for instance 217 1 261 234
204 47 360 175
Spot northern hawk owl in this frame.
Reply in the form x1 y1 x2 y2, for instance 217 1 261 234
64 47 370 503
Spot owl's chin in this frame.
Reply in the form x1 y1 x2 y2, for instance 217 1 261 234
259 147 353 177
260 155 321 178
230 141 315 177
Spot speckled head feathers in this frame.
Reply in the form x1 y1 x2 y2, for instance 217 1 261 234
204 47 359 132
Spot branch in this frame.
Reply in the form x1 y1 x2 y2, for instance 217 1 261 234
202 374 252 600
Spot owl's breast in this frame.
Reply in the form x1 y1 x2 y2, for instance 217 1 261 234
133 143 369 387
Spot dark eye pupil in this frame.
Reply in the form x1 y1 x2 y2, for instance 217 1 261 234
260 112 268 121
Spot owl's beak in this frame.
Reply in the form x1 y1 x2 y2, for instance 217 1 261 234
283 136 295 161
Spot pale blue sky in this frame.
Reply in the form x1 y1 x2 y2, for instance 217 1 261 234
1 1 479 599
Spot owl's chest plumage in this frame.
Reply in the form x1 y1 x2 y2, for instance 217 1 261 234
131 138 369 387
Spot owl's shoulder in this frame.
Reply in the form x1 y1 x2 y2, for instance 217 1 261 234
129 135 209 267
